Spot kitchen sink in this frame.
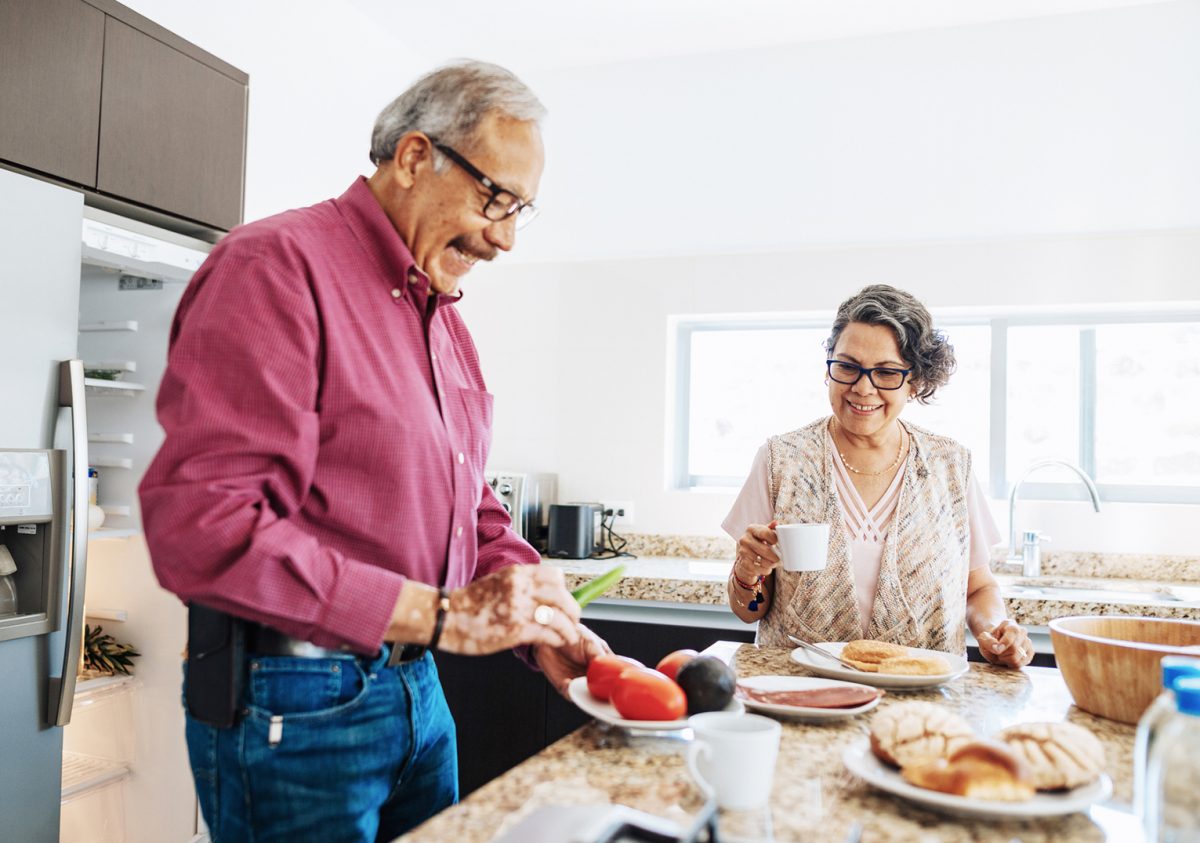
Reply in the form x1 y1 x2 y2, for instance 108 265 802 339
1002 581 1200 605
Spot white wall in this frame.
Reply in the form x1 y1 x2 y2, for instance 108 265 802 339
512 1 1200 263
458 3 1200 554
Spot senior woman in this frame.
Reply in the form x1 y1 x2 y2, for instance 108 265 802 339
723 285 1032 668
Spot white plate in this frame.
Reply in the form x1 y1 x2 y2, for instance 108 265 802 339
567 676 742 730
789 642 969 689
842 738 1112 820
735 675 882 720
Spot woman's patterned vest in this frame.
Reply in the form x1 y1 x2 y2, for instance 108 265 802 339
756 417 971 655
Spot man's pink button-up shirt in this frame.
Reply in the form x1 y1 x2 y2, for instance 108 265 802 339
140 177 537 654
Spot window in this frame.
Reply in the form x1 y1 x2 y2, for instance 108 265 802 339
673 307 1200 504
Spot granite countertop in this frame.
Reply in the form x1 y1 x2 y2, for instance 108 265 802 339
398 643 1138 842
544 555 1200 624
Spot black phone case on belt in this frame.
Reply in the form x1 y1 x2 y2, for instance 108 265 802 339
185 603 246 729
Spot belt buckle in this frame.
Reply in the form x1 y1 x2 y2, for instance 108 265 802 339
388 643 427 666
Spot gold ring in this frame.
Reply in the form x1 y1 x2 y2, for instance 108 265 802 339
534 605 555 626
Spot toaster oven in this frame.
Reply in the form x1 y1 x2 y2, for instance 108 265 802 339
485 471 557 551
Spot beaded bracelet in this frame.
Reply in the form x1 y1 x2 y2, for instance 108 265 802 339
731 572 762 591
731 571 766 612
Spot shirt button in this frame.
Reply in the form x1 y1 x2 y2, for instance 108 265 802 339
456 525 463 538
391 288 401 298
408 273 419 285
431 352 437 362
457 452 465 464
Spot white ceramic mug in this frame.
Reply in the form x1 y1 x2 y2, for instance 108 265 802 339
775 523 830 572
686 712 781 810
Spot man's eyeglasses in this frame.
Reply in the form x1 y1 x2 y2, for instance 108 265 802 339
432 141 539 230
826 359 912 390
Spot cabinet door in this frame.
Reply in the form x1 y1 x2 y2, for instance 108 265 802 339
0 0 104 186
97 18 246 231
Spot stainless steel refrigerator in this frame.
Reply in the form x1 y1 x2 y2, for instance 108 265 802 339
0 165 213 842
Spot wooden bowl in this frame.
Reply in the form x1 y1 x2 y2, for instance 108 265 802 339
1049 615 1200 724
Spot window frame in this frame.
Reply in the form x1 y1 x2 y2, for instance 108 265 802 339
673 304 1200 504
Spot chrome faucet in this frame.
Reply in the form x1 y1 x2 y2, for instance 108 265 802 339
1007 460 1101 577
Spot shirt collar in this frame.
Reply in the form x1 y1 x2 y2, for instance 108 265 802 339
334 177 463 309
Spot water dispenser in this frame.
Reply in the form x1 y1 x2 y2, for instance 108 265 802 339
0 449 68 641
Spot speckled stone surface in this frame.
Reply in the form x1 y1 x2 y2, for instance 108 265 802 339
546 556 1200 621
1009 551 1200 583
620 534 1200 585
397 644 1139 842
622 533 735 560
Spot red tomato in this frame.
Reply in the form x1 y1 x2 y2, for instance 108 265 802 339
655 649 699 682
586 655 644 702
610 667 687 721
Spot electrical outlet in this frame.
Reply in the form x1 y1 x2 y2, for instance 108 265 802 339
603 500 634 530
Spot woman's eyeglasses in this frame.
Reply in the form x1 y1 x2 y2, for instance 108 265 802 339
826 360 912 390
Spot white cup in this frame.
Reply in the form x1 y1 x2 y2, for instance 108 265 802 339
775 523 830 572
686 712 781 810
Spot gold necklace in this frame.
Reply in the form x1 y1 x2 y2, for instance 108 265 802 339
833 421 907 477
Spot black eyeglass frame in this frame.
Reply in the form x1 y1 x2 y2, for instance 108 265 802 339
431 141 538 229
825 359 913 390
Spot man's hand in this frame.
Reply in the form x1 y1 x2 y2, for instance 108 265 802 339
439 564 582 655
533 624 612 698
977 619 1034 669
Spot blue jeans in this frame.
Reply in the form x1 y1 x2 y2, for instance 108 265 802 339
183 648 458 843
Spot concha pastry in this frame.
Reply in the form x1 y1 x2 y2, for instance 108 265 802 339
901 739 1035 802
869 701 975 768
997 721 1106 790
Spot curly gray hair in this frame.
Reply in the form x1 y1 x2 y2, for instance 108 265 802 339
825 284 956 404
369 60 546 172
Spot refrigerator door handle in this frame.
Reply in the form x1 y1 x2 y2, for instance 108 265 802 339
48 359 90 726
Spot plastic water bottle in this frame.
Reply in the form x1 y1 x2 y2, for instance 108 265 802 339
1144 676 1200 842
1135 657 1200 820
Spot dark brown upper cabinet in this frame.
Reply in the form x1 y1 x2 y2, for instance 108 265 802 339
97 17 248 231
0 0 105 187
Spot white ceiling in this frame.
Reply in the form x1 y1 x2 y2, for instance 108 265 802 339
346 0 1168 70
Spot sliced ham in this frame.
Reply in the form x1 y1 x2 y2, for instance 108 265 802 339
736 683 881 709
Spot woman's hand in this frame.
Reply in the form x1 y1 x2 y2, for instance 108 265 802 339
733 521 782 582
976 619 1034 669
440 565 583 655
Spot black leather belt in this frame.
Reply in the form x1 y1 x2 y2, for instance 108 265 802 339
245 624 426 664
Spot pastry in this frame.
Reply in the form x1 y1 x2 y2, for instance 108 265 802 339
901 740 1035 802
876 654 952 676
869 701 974 768
997 721 1106 790
842 639 909 672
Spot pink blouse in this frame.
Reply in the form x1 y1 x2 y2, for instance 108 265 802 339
722 431 1000 637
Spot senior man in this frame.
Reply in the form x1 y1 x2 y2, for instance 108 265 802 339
140 61 608 843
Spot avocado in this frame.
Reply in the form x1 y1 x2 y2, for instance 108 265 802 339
675 656 736 714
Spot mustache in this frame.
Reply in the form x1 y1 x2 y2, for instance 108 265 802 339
450 236 497 263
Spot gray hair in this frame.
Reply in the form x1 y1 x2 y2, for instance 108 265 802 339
369 60 546 171
825 284 956 404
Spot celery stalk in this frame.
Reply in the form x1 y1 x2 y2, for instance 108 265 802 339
570 564 626 607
